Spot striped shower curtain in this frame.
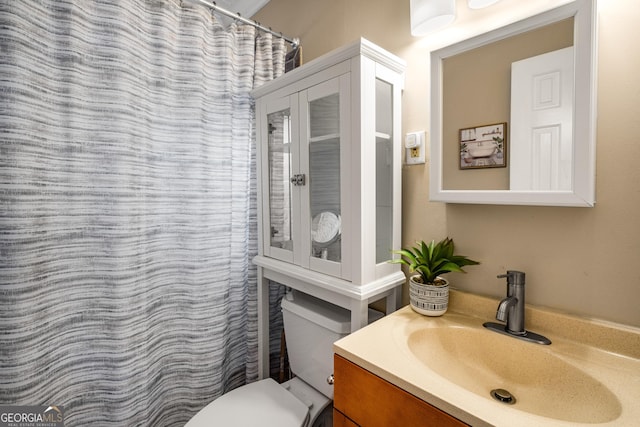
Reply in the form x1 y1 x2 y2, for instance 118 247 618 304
0 1 285 425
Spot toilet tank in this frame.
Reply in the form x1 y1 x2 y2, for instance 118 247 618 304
281 291 382 399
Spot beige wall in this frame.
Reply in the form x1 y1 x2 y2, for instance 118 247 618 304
254 0 640 327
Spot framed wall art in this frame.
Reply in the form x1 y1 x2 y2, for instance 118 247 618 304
459 122 506 169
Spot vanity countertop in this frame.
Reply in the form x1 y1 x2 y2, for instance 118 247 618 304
333 290 640 427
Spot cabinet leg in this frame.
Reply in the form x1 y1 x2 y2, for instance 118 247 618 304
350 301 368 332
257 268 270 379
386 287 400 314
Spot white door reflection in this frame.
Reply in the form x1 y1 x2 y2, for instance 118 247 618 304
510 46 574 191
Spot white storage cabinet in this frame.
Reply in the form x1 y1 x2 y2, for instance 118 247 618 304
252 39 406 378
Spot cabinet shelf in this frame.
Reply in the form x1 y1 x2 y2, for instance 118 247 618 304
309 133 340 143
375 131 391 140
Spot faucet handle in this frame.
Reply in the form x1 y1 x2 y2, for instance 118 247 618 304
497 270 526 286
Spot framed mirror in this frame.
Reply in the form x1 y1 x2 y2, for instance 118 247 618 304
429 0 597 206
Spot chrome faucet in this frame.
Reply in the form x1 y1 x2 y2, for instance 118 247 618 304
496 296 518 325
496 271 526 335
483 271 551 345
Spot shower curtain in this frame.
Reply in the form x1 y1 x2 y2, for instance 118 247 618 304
0 1 286 425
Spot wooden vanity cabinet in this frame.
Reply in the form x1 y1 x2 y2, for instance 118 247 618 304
333 410 359 427
333 355 469 427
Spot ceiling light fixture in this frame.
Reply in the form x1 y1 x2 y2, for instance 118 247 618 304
410 0 456 36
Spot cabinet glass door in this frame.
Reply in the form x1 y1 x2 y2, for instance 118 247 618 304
375 78 393 264
308 90 342 265
267 107 294 257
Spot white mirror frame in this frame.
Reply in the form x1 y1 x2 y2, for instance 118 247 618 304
430 0 597 207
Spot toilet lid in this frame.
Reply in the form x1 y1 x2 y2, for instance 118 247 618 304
185 378 309 427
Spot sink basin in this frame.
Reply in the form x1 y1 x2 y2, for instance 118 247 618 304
407 326 622 423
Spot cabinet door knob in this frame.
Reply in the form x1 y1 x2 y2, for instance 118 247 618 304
327 374 335 385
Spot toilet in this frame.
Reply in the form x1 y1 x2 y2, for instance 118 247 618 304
186 290 382 427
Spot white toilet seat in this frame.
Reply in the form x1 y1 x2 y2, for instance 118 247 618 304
185 378 309 427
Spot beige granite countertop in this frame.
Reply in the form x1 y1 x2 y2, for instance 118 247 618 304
333 290 640 427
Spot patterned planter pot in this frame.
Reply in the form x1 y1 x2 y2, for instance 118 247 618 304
409 275 449 316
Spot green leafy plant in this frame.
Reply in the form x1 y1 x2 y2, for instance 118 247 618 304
391 237 479 285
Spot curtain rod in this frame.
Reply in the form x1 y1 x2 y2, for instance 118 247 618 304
188 0 300 48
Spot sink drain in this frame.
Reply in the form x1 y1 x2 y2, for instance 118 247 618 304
491 388 516 405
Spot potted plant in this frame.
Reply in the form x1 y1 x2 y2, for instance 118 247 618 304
391 238 479 316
